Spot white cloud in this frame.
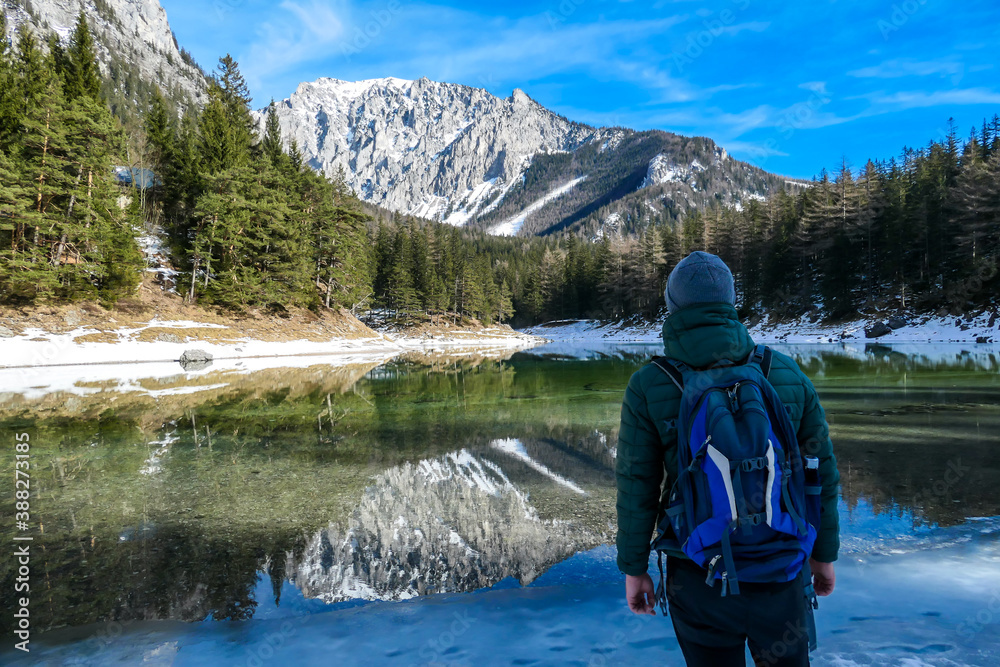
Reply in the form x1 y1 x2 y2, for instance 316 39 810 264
848 58 964 79
717 21 770 36
358 10 697 103
867 87 1000 110
722 140 789 158
798 81 829 95
241 0 349 92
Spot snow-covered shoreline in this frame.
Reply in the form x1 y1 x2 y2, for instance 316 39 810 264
3 323 542 369
522 309 1000 346
0 321 545 400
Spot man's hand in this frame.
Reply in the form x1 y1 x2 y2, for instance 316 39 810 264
626 573 657 615
809 559 835 596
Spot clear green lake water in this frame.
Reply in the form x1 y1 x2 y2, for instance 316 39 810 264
2 342 999 637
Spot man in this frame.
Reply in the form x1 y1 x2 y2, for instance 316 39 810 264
616 251 839 667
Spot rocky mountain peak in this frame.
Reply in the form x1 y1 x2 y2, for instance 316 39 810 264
255 75 598 225
259 75 793 237
3 0 206 113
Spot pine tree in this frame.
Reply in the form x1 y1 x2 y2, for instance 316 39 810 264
261 100 285 168
199 88 239 174
855 160 884 306
817 162 862 318
189 166 254 305
410 226 435 309
171 112 201 215
144 89 175 175
496 279 514 323
64 12 102 102
0 13 19 150
1 26 142 304
199 56 255 174
307 167 372 311
457 254 488 320
521 264 544 321
794 171 837 311
216 54 255 156
46 33 68 84
386 228 419 316
14 26 46 119
952 150 1000 289
538 246 565 319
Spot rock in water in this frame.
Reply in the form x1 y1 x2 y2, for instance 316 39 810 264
865 322 892 339
179 349 213 371
887 317 908 330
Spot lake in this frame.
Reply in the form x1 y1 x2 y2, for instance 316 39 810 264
2 342 999 666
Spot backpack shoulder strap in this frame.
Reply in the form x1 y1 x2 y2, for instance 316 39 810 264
649 356 685 393
747 344 773 379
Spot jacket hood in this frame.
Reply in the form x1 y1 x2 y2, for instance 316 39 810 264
661 303 755 369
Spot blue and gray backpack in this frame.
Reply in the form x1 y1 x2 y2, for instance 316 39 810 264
649 345 822 621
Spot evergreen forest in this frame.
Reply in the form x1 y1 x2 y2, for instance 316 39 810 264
1 13 997 325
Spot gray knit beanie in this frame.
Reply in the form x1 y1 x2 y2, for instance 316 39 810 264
664 251 736 313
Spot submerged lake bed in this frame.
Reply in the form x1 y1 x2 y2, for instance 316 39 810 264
2 341 999 666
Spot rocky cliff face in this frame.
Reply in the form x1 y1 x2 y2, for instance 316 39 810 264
261 76 799 237
258 77 602 226
3 0 205 112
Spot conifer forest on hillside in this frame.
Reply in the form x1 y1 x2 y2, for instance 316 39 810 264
1 13 998 326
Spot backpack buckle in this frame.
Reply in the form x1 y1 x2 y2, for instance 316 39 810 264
704 554 721 586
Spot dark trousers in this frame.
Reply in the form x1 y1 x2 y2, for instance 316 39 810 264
666 556 810 667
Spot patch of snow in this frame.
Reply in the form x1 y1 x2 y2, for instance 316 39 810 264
596 129 625 153
411 195 449 220
441 177 500 227
477 155 534 218
491 438 586 495
748 310 1000 345
315 77 414 101
639 153 708 189
523 310 1000 347
0 323 545 400
520 311 1000 366
144 383 231 398
487 176 588 236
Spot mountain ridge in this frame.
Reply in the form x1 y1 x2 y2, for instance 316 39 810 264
258 75 805 237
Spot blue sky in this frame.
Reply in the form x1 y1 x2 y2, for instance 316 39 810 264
161 0 1000 179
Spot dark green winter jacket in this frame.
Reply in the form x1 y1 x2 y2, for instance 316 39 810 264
615 303 841 576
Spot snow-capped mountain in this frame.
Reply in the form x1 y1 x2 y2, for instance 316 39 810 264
260 76 801 237
2 0 205 111
257 76 600 226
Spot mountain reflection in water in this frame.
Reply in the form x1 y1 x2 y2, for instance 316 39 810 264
290 440 606 604
0 342 997 636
